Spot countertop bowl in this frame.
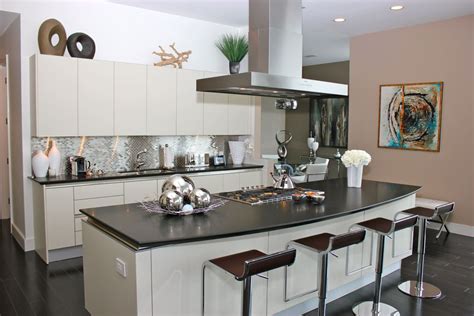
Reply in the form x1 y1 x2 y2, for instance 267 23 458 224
311 195 325 205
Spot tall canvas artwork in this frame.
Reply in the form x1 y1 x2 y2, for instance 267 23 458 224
310 97 348 148
378 82 443 152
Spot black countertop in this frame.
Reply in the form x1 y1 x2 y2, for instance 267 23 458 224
29 164 263 185
81 179 420 250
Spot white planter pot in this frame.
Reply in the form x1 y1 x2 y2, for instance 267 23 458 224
228 141 246 165
347 165 363 188
32 150 49 177
48 140 61 175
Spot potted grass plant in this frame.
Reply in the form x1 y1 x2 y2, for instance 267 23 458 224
215 34 248 74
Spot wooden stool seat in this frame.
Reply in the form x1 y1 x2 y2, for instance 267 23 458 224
293 233 334 252
209 250 266 279
203 248 296 316
353 215 418 316
403 206 437 219
287 230 366 316
397 205 454 299
357 215 418 235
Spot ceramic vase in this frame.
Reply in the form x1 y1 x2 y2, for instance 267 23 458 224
32 150 49 177
347 165 363 188
48 140 61 176
228 141 246 165
229 61 240 74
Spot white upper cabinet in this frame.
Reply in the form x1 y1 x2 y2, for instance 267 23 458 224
176 69 204 135
146 66 177 135
228 95 253 135
203 72 228 135
30 54 255 137
32 55 78 137
114 62 147 135
78 59 114 136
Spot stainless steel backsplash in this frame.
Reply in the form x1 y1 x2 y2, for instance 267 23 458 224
31 135 252 174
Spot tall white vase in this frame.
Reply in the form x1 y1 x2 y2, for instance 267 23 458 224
347 165 363 188
48 140 61 176
32 150 49 177
228 141 246 165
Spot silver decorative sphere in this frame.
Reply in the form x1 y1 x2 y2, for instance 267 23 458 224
159 190 184 211
189 188 211 208
162 175 195 196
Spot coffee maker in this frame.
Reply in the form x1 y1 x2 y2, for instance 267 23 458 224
69 156 89 176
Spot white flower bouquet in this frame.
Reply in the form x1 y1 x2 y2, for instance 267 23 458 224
341 150 371 188
341 150 372 168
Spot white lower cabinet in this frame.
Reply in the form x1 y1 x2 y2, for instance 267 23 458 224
239 170 263 188
45 187 75 250
34 170 263 263
190 174 224 193
223 173 241 192
124 180 158 204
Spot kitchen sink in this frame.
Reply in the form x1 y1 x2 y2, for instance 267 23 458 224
117 168 170 176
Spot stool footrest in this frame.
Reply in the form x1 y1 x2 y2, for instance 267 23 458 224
398 280 442 299
352 301 400 316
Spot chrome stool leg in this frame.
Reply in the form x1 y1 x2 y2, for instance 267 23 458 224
398 218 442 298
318 253 329 316
242 276 252 316
353 234 400 316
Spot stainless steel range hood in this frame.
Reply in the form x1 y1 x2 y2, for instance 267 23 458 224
197 0 348 99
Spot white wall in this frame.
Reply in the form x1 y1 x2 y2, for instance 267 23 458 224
1 0 241 250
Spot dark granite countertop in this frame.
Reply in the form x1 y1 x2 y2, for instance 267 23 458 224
29 164 263 185
80 179 420 250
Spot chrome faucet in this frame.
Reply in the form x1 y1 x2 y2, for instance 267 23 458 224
134 149 148 171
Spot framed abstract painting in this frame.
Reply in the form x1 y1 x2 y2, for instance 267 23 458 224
310 96 348 148
378 82 443 152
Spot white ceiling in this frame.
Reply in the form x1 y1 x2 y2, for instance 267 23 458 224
110 0 474 65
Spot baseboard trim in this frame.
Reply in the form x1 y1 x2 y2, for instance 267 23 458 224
11 222 35 252
427 221 473 237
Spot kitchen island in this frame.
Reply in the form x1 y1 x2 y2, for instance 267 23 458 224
81 179 420 316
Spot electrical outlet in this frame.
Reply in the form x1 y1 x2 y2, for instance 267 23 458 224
115 258 127 278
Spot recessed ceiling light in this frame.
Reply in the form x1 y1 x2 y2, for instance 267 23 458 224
390 5 404 11
333 17 346 22
304 54 317 58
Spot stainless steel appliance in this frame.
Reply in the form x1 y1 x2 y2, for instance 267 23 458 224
196 0 348 103
184 152 210 168
216 187 307 206
69 156 90 176
212 154 226 166
270 170 295 190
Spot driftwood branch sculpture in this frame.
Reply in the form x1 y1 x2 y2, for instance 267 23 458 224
152 43 192 68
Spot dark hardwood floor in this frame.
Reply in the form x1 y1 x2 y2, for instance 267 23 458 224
0 219 473 315
306 227 474 316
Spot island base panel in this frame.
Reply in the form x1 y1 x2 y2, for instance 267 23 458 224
82 193 416 315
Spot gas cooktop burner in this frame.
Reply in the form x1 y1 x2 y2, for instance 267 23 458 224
215 186 310 205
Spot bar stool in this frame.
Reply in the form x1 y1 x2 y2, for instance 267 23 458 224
398 203 455 298
352 214 418 316
202 248 296 316
286 230 366 316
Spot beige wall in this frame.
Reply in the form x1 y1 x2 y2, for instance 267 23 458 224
0 14 26 244
261 97 286 156
285 61 350 162
349 15 473 226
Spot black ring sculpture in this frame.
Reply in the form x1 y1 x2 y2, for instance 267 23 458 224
67 32 96 59
38 19 67 56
